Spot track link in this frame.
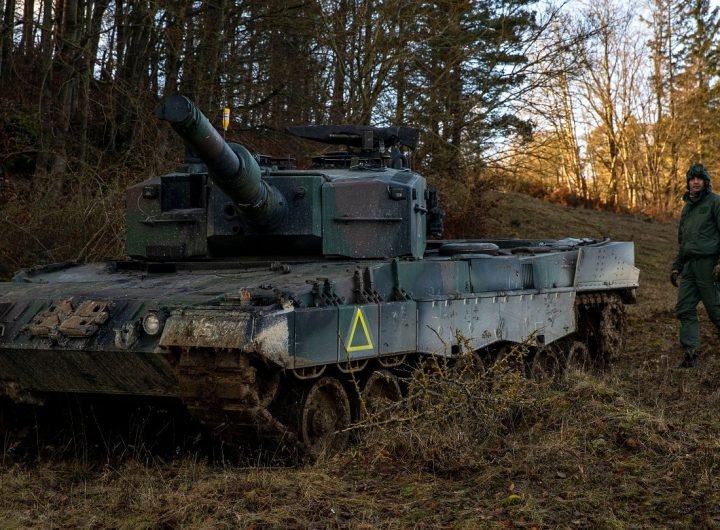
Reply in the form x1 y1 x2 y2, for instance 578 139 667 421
168 348 293 446
576 292 627 365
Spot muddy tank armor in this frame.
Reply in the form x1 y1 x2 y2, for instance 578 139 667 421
0 96 639 457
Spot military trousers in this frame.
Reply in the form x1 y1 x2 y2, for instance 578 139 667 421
676 256 720 350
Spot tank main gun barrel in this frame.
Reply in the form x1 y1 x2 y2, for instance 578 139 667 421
156 95 286 229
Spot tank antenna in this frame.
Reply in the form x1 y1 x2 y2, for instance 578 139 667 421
222 106 230 139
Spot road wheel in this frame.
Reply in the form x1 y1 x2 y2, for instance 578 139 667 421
361 370 402 419
528 346 563 381
565 340 592 374
298 377 351 459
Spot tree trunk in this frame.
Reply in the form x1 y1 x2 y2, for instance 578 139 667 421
0 0 15 80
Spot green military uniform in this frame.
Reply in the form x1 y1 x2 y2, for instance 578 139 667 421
672 164 720 367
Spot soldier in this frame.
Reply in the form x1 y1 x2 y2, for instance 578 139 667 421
670 163 720 368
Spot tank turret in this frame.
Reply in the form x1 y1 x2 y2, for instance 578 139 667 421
156 95 287 229
126 97 432 260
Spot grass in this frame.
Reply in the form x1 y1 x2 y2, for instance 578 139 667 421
3 190 720 528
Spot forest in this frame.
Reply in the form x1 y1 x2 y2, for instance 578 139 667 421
2 3 720 527
0 0 719 269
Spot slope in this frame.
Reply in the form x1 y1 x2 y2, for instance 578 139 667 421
2 190 720 529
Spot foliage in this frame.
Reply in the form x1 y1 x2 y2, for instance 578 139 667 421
0 0 543 173
352 345 540 474
502 0 720 217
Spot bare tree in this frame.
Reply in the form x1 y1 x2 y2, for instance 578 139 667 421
576 0 645 209
517 16 588 200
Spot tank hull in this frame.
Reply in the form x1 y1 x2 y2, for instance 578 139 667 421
0 238 639 453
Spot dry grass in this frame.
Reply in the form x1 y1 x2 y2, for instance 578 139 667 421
3 190 720 528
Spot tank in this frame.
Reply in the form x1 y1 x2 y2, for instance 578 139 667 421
0 96 639 457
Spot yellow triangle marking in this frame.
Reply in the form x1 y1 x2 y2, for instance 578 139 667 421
346 307 374 352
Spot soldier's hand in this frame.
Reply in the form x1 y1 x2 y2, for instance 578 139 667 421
670 270 679 287
713 263 720 282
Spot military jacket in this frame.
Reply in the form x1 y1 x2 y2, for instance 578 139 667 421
672 189 720 271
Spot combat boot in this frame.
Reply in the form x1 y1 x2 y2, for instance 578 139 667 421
679 348 698 368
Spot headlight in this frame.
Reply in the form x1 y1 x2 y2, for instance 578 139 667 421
142 311 165 336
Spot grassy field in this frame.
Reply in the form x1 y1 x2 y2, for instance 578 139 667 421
2 191 719 529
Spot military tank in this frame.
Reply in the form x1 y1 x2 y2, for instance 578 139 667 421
0 96 639 458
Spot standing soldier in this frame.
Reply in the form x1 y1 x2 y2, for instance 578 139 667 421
671 163 720 368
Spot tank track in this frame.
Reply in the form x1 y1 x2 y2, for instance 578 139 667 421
167 348 411 456
576 291 627 365
166 348 295 449
165 292 628 453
